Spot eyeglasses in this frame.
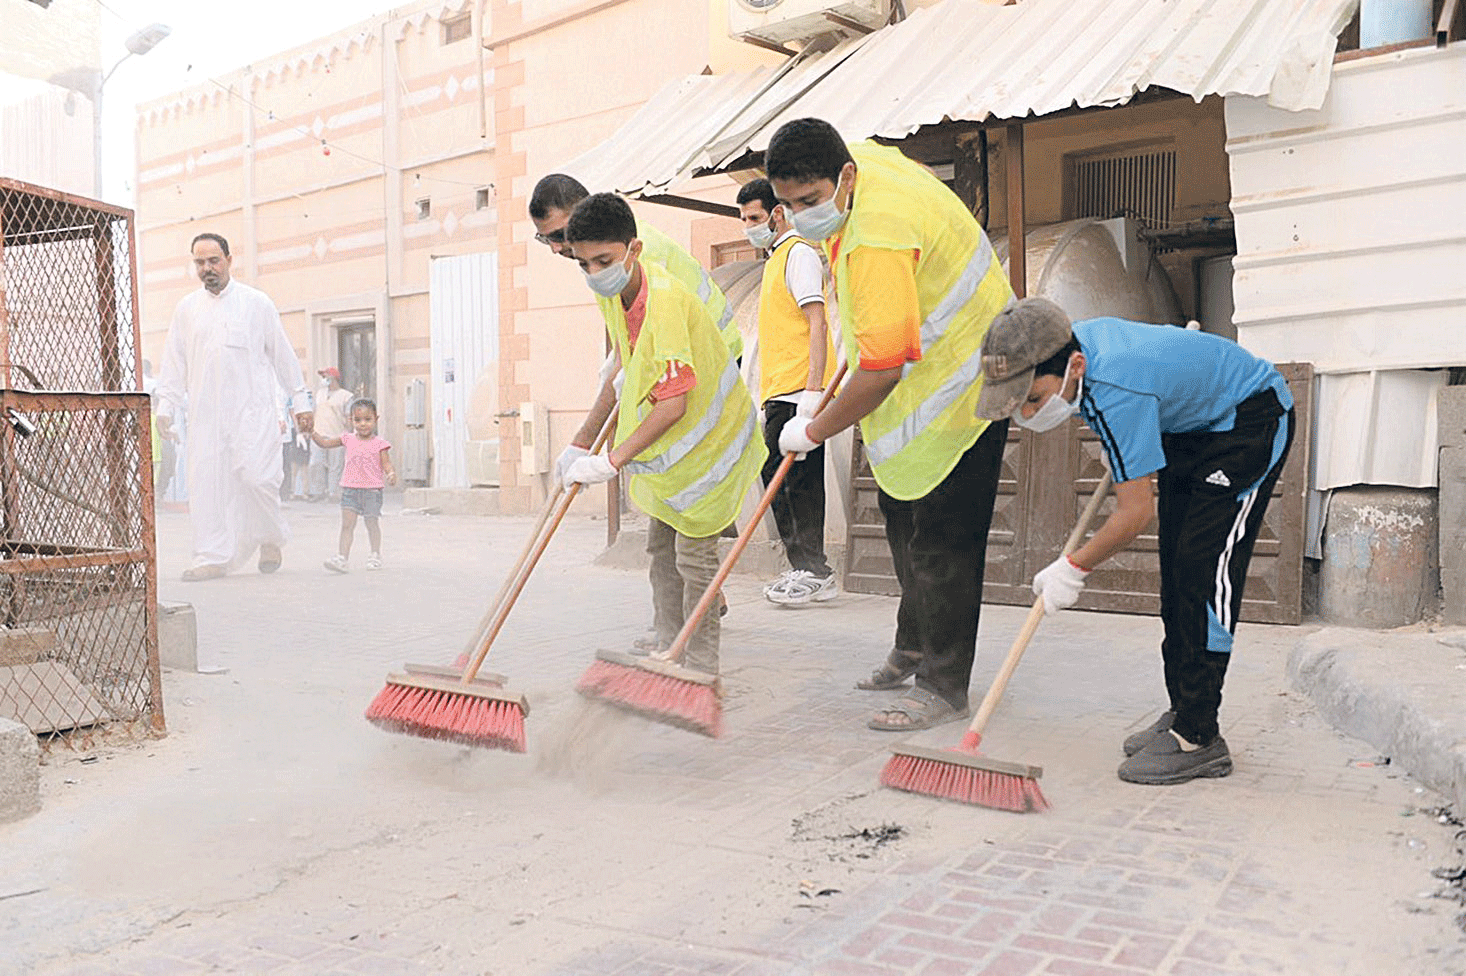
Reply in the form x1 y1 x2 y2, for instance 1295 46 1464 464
534 229 566 246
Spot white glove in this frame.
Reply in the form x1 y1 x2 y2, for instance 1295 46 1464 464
796 389 823 419
613 369 625 397
1032 555 1091 615
778 415 821 460
597 351 618 386
563 454 618 490
554 445 589 485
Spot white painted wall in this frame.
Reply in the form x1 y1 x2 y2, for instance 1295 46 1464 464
1226 45 1466 488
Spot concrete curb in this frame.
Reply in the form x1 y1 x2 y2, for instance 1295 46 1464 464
1288 627 1466 812
0 717 40 823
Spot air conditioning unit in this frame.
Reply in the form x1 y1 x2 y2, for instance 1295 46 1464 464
729 0 891 47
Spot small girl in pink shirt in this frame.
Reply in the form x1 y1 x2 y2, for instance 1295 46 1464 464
311 398 395 572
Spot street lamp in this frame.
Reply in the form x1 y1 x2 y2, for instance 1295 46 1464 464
93 22 172 198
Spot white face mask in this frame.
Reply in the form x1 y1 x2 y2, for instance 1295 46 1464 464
791 177 850 242
1013 362 1081 433
745 221 775 251
584 250 633 298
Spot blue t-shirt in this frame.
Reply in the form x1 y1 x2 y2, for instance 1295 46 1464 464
1075 318 1292 483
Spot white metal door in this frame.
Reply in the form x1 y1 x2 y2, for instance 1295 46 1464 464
428 252 498 488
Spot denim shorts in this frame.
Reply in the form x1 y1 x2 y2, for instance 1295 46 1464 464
341 487 383 517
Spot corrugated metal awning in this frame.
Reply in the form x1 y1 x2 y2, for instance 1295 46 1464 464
561 34 871 197
565 0 1358 198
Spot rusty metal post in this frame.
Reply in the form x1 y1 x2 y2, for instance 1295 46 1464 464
0 205 18 629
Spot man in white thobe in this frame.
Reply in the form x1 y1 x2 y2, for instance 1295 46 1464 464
155 233 314 581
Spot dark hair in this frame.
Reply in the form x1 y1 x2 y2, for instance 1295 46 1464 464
529 174 589 220
765 118 854 185
736 178 777 213
349 397 378 418
565 193 636 246
191 232 230 256
1033 337 1082 380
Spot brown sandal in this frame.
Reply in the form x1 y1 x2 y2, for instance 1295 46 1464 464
867 687 968 732
855 650 920 691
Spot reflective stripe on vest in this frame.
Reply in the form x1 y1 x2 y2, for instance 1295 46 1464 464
869 244 999 466
664 404 759 513
868 342 985 468
620 357 741 476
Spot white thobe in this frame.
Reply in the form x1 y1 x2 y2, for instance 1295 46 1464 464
154 280 310 569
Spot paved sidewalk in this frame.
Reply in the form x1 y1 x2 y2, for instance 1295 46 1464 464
2 502 1463 976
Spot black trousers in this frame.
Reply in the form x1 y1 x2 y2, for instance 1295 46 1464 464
1157 388 1295 744
761 400 832 578
878 419 1008 710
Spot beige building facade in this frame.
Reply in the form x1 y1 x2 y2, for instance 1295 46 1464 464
134 0 787 512
136 0 496 486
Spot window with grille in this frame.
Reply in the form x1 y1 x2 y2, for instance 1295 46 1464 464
1068 146 1176 228
441 13 471 44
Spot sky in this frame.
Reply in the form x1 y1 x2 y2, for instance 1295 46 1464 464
93 0 401 202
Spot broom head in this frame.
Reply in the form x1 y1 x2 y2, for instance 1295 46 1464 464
881 741 1049 813
575 649 722 738
366 669 528 753
407 661 507 685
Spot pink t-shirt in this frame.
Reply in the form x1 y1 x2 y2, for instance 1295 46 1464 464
340 433 391 489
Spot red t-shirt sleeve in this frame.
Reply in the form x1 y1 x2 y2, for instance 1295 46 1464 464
649 360 696 402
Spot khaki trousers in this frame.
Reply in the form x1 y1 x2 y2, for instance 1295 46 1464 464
646 517 722 674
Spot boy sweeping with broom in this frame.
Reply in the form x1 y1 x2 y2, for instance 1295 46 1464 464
975 298 1295 785
561 193 766 682
766 118 1014 732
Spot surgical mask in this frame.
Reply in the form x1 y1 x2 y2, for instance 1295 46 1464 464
584 251 633 298
792 179 850 242
1013 363 1081 433
745 221 776 251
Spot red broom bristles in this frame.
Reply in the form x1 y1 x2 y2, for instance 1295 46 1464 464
575 659 721 738
365 682 526 753
879 748 1049 813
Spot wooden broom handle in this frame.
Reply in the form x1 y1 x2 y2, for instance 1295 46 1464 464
661 364 850 665
964 469 1114 737
459 407 620 683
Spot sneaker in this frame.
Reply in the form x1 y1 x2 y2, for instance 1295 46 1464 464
763 569 799 604
323 554 348 574
180 563 226 582
1123 709 1175 756
765 570 838 606
366 554 382 571
1118 730 1232 785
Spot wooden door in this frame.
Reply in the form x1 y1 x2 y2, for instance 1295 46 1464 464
842 364 1313 624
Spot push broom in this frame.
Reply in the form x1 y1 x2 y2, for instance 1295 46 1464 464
880 469 1114 812
366 409 619 752
576 365 849 737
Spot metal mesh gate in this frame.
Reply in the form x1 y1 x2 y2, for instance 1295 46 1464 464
0 178 164 746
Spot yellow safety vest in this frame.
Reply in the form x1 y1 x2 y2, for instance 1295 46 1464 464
830 141 1014 501
600 261 766 538
757 235 836 404
637 221 742 359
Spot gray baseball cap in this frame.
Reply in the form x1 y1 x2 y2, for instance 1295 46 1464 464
974 297 1074 420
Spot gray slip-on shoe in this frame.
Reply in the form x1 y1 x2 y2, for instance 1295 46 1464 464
1123 709 1175 756
1118 731 1232 785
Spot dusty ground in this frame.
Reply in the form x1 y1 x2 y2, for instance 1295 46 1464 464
2 500 1464 976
